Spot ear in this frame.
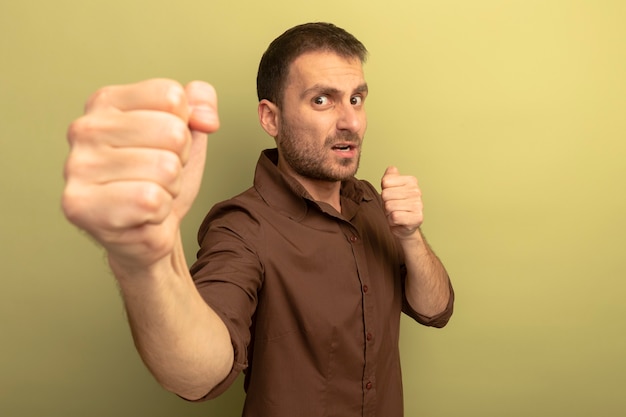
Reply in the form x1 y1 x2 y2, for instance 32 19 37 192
258 99 280 137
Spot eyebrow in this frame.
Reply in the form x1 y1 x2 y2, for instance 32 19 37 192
301 83 369 99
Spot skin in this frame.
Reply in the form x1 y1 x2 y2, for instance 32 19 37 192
258 51 368 210
63 79 233 400
61 51 450 401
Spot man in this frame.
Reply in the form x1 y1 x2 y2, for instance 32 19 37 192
62 22 453 417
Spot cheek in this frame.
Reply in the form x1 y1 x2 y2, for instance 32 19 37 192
284 109 340 142
301 118 334 141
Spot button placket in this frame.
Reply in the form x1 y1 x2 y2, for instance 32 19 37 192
342 223 377 412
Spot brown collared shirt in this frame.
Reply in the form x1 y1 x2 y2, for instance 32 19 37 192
190 149 454 417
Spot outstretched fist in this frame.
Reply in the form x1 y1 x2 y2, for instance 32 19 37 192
62 79 219 268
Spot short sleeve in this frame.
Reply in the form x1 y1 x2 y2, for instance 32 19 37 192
188 201 265 399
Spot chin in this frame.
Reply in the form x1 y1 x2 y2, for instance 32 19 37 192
335 165 359 181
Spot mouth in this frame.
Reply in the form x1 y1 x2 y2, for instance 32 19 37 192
331 143 358 152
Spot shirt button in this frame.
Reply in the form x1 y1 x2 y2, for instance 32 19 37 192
366 381 373 390
363 285 369 293
366 332 373 341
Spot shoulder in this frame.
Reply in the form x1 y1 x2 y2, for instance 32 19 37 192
197 187 266 243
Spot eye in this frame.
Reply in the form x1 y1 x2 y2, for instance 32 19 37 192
313 96 329 106
350 95 363 106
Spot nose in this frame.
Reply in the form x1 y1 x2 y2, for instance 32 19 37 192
336 102 366 133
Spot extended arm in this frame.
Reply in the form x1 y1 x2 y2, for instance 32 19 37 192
111 235 233 400
62 79 233 399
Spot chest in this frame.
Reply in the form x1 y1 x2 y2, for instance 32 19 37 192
253 206 403 343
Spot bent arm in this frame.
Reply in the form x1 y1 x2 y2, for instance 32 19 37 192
111 233 233 401
399 229 452 320
380 166 453 323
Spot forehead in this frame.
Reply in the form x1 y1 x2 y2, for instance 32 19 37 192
285 51 365 92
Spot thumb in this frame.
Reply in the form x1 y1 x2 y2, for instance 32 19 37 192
172 81 216 219
381 166 400 191
383 166 400 177
185 81 220 134
382 166 400 187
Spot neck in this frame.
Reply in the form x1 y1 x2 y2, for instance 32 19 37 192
277 160 342 212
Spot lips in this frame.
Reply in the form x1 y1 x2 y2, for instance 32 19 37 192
332 143 355 151
327 133 361 155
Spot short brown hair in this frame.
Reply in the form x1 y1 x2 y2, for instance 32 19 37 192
256 22 368 108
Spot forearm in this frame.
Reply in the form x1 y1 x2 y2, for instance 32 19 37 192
400 230 451 318
110 234 233 400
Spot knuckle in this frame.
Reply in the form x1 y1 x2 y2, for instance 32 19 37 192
66 116 93 146
161 80 187 114
157 151 182 184
61 186 86 226
167 118 191 152
66 114 112 148
85 85 115 112
135 183 168 214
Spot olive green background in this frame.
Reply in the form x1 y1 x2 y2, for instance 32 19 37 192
1 1 625 416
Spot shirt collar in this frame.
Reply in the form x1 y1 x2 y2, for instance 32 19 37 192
253 148 372 222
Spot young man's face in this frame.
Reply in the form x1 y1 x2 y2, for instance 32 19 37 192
276 51 369 182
